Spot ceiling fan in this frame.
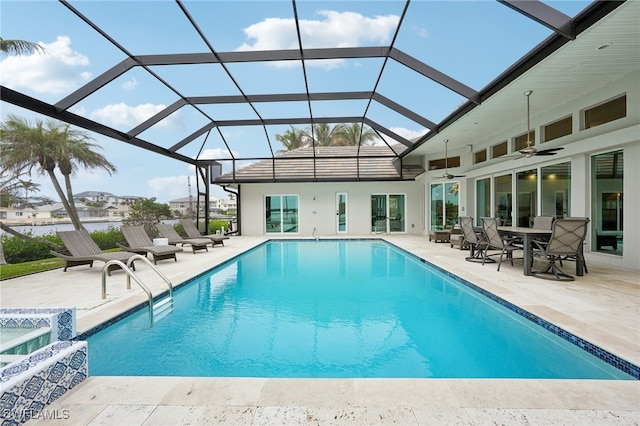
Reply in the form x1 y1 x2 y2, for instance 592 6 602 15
437 139 466 179
514 90 564 158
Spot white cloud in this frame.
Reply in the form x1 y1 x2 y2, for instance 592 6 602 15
122 77 137 90
148 175 190 201
0 35 91 94
370 127 427 146
197 148 237 160
237 11 399 69
91 103 170 127
391 127 429 142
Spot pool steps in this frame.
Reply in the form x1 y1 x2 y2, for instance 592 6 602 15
102 254 174 325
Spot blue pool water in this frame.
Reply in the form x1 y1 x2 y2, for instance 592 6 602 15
87 240 634 379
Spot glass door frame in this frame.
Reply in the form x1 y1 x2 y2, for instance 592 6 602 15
429 181 460 230
370 193 406 234
336 192 348 233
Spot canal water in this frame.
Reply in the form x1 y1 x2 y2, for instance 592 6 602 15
1 221 125 237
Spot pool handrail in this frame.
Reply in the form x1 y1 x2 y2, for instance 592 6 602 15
101 255 174 324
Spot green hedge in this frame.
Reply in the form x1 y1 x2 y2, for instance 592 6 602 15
1 232 61 264
1 221 229 265
1 227 125 264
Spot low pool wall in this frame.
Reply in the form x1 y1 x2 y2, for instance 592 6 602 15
0 307 76 341
0 308 86 425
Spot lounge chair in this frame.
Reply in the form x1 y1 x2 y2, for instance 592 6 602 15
155 223 212 253
51 229 137 275
180 219 229 246
117 226 183 264
531 218 590 281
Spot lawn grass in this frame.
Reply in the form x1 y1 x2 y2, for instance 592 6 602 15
0 258 65 280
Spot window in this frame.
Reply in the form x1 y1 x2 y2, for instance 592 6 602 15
516 169 537 227
543 116 572 142
265 195 298 234
494 174 512 227
476 178 491 221
541 162 571 218
492 141 508 158
591 150 623 255
584 95 626 129
430 183 459 230
474 149 487 164
514 130 535 151
429 156 460 170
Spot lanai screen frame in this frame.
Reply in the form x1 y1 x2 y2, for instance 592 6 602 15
0 1 623 229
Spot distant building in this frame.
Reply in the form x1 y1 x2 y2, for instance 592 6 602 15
0 207 36 221
74 191 118 205
169 195 236 218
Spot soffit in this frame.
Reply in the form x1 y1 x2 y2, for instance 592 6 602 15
409 0 639 157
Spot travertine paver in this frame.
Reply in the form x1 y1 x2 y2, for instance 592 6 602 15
1 235 637 425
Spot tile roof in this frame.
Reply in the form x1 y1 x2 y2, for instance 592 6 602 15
216 146 424 183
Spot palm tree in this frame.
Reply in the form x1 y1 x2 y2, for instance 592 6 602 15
18 179 40 207
332 123 379 146
309 123 339 147
53 123 116 227
0 115 116 230
0 37 44 56
275 125 309 152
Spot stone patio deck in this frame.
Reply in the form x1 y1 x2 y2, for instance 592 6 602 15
1 235 638 425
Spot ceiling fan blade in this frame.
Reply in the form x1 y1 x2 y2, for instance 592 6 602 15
535 147 564 155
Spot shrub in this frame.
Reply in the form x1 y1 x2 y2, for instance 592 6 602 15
90 226 125 250
1 232 61 264
1 227 124 264
209 220 228 233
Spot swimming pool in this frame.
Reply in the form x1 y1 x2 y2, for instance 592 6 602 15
86 239 635 379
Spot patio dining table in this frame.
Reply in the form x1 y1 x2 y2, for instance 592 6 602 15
497 227 554 276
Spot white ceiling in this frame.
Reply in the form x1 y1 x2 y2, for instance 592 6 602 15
409 0 640 157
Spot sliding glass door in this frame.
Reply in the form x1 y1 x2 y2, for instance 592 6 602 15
591 150 623 255
265 195 298 234
430 182 459 230
371 194 405 233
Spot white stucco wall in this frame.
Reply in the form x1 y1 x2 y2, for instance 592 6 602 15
416 71 640 270
239 181 424 237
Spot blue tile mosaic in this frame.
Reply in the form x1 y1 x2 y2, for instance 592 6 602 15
0 341 87 425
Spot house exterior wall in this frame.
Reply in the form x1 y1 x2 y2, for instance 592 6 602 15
239 181 424 237
417 71 639 270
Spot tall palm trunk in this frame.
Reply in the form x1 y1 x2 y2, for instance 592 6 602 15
46 169 84 230
63 173 84 230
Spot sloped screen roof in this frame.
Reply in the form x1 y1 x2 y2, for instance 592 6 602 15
2 0 616 184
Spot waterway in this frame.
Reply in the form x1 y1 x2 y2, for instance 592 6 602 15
1 221 124 237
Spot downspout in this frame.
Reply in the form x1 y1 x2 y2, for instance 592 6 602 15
222 185 240 235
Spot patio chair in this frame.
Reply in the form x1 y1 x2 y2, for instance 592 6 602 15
459 216 490 263
531 218 590 281
51 229 137 275
481 217 522 271
117 226 183 264
533 216 555 230
449 224 470 250
155 223 212 253
513 215 555 253
558 217 590 274
179 219 229 246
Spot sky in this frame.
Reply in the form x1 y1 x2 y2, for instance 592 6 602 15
0 0 590 204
